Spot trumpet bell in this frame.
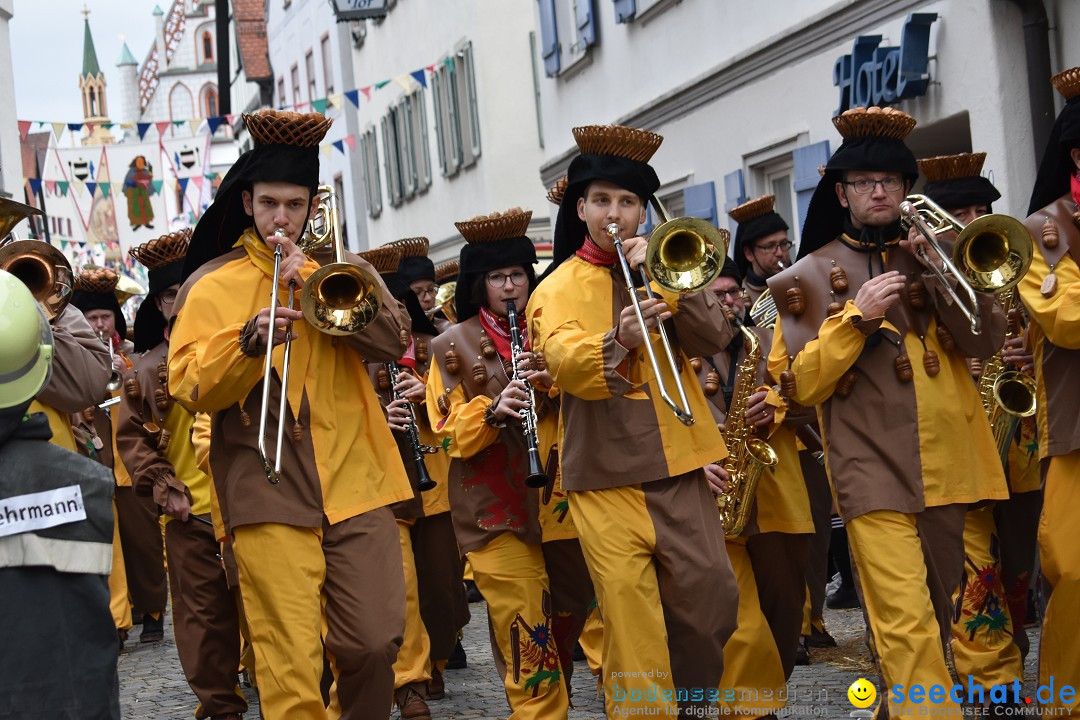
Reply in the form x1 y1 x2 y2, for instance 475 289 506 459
432 281 457 323
955 215 1033 294
301 263 382 335
645 217 727 294
0 239 74 321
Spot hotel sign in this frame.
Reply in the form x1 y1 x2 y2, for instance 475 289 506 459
833 13 938 115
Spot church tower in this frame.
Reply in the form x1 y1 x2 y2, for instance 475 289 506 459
78 6 114 144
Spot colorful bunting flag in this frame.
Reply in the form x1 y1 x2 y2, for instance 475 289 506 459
28 178 42 195
343 135 356 152
312 98 328 115
374 80 390 90
150 179 164 194
410 69 427 88
360 86 372 101
86 182 97 197
178 177 189 193
18 120 31 142
58 181 69 196
332 139 345 154
67 123 83 132
207 116 224 135
328 94 343 110
137 122 152 140
345 89 360 107
156 121 171 137
99 183 110 198
52 122 67 139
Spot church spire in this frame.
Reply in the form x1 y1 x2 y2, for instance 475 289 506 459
81 6 102 79
78 4 112 135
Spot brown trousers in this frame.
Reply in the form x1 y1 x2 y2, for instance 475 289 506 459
411 511 469 663
747 530 811 678
165 516 246 719
800 450 833 624
114 485 167 613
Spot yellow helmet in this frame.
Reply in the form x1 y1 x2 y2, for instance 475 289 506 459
0 269 54 409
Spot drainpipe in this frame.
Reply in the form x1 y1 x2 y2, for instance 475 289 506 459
1004 0 1054 160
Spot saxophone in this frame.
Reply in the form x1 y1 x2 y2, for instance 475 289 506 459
975 288 1036 467
716 325 780 538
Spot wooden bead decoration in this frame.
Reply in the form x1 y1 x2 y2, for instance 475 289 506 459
502 358 514 377
704 370 720 396
779 369 797 398
157 429 171 451
690 357 702 372
836 371 858 397
923 349 940 377
376 368 391 391
1042 217 1059 249
827 300 845 316
1073 210 1080 231
293 421 303 442
436 390 451 416
399 328 410 351
157 360 168 385
894 355 913 383
472 357 488 385
968 358 983 379
785 278 805 316
1041 272 1058 298
830 262 849 293
124 376 140 400
415 339 429 365
479 331 496 359
81 407 95 424
240 408 252 427
444 343 461 374
154 388 170 411
935 324 955 353
907 280 927 310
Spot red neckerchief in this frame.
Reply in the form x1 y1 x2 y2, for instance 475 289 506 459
478 306 529 363
576 235 618 267
1071 170 1080 207
398 336 417 370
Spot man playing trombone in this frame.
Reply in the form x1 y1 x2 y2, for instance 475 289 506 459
528 125 738 719
767 107 1008 717
168 109 414 720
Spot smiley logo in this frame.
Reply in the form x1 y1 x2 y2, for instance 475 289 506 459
847 678 876 708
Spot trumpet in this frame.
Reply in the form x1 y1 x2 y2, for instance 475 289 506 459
505 301 549 489
98 330 123 392
606 199 727 426
899 195 1032 335
425 281 457 324
387 360 438 492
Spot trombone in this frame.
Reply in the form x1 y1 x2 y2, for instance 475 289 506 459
898 195 1032 335
98 330 123 392
606 198 727 426
425 281 457 323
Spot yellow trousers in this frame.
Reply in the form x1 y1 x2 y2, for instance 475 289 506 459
718 539 787 718
579 605 604 676
467 532 569 720
846 509 962 718
107 498 132 632
233 511 404 720
950 503 1023 690
1038 451 1080 714
393 519 432 688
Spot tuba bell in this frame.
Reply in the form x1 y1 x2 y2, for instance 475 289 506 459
0 199 72 321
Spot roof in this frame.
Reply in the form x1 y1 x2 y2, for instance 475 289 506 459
233 0 271 80
82 19 101 77
117 41 137 67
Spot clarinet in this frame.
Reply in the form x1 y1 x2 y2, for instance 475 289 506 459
505 301 549 489
387 360 438 492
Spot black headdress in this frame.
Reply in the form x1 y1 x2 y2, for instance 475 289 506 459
454 208 537 322
129 228 192 352
1028 67 1080 215
919 153 1000 211
728 195 790 276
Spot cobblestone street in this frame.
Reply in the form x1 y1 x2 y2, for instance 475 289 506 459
118 602 1041 719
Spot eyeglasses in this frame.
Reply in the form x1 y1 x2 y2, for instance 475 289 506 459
412 285 437 298
713 288 745 299
159 290 178 305
486 271 528 288
754 240 793 254
842 177 904 194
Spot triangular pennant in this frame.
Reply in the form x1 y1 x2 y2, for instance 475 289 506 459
178 177 189 194
99 183 110 198
360 86 372 101
393 75 412 92
45 180 57 194
86 182 97 197
312 98 328 115
85 123 96 136
328 94 343 110
156 121 171 137
410 69 428 89
320 144 332 158
190 119 203 135
52 122 67 139
137 122 152 140
72 179 85 196
225 114 235 126
425 64 436 73
207 116 224 135
332 139 345 154
343 135 356 152
374 79 390 90
18 120 31 142
173 119 186 127
28 178 42 195
345 89 360 107
58 181 69 196
67 122 83 132
192 175 204 191
150 179 164 194
101 123 114 130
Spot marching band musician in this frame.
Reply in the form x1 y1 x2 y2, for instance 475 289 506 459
115 229 248 720
918 151 1040 692
168 109 413 720
1019 66 1080 716
767 107 1008 717
70 267 169 646
697 258 815 705
731 195 792 307
426 207 590 719
528 125 738 719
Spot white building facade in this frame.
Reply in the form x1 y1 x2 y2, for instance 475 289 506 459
533 0 1080 253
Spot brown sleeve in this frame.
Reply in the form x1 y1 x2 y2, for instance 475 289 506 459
36 305 112 412
114 371 190 507
926 271 1007 360
673 290 735 359
337 254 412 363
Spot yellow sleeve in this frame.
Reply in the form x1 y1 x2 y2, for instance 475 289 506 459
192 412 212 476
766 300 870 407
424 359 500 460
1018 248 1080 349
167 286 266 413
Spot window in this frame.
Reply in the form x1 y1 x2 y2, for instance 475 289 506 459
360 126 382 217
382 90 433 204
321 35 334 95
202 31 213 62
278 77 285 107
431 41 481 178
204 86 218 117
381 113 403 207
305 51 317 101
291 64 300 105
333 173 346 244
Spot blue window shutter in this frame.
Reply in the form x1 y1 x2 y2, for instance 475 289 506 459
576 0 596 48
613 0 636 23
723 169 746 237
638 204 654 235
792 141 831 234
683 182 717 226
538 0 560 76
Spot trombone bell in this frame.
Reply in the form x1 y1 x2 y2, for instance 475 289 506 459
955 214 1033 294
646 214 726 294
